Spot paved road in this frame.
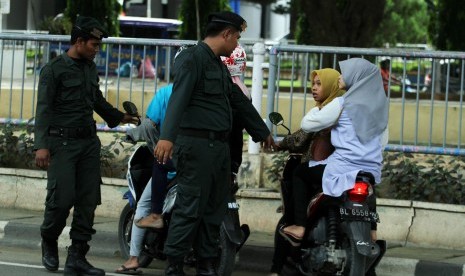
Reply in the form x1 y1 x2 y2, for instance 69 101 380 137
0 245 268 276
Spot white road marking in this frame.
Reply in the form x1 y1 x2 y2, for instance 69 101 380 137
0 261 127 276
0 261 51 269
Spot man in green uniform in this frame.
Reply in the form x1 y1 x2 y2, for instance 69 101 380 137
154 11 274 276
34 16 139 275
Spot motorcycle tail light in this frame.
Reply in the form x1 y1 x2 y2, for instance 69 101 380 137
348 181 371 203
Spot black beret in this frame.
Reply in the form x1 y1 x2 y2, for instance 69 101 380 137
75 16 109 40
208 11 247 32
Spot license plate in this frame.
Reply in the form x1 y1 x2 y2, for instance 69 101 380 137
340 207 379 223
228 202 239 210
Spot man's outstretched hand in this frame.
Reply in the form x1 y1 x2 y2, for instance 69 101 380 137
261 134 277 152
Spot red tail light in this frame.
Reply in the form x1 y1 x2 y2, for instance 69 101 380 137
348 181 371 203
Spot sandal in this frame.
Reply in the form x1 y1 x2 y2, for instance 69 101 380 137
278 225 303 247
115 265 143 275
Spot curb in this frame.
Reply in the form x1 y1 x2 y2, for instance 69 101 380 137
0 219 275 272
0 221 121 257
3 219 465 276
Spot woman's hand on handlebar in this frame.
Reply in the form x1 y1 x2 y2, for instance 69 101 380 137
122 113 140 125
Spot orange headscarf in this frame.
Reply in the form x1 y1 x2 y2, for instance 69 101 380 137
310 68 345 109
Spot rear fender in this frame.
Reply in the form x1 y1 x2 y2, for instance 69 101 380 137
221 207 244 246
123 190 136 209
345 221 380 257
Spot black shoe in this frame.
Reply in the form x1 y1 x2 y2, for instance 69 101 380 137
165 257 185 276
196 258 217 276
64 242 105 276
41 239 59 271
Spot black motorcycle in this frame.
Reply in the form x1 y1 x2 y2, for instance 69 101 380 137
269 112 385 276
117 102 249 275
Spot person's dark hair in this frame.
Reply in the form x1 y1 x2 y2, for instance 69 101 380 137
70 26 92 44
380 59 391 70
204 11 246 38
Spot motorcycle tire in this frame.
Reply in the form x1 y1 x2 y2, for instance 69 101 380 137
216 225 237 276
344 238 367 276
118 203 134 260
138 249 154 268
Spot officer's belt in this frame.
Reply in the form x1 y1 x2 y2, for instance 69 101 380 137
48 125 97 139
178 128 229 142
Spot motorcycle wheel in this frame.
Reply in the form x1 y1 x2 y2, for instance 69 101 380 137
118 203 134 260
216 225 237 276
138 250 153 268
344 238 367 276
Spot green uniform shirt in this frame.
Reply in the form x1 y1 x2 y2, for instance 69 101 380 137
160 42 233 142
34 53 124 149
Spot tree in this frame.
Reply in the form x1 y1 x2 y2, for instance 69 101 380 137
428 0 465 51
294 0 386 47
372 0 429 47
178 0 231 40
64 0 122 36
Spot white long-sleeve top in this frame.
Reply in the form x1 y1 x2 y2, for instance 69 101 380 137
302 96 384 196
300 98 342 133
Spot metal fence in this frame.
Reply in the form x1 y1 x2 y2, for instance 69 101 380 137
264 45 465 155
1 33 465 155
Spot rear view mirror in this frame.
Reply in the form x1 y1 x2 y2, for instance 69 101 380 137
269 112 284 126
269 112 291 135
123 101 141 126
123 101 138 116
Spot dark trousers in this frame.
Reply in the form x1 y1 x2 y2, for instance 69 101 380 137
151 159 175 214
41 136 101 242
293 164 326 226
164 135 230 260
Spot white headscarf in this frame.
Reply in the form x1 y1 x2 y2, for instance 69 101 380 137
339 58 388 144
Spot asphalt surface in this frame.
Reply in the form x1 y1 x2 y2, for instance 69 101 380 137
2 207 465 276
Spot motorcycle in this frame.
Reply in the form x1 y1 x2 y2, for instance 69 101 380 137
117 101 249 275
269 112 386 276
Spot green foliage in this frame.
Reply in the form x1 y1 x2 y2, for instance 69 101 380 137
428 0 465 50
0 124 134 179
273 0 291 14
266 151 288 184
266 150 465 204
38 16 73 35
373 0 429 47
64 0 122 37
380 152 465 204
178 0 231 40
100 133 134 178
295 13 311 45
0 122 35 169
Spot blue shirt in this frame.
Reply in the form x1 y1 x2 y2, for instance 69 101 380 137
146 84 175 179
146 84 173 131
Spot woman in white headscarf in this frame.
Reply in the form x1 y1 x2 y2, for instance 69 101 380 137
280 58 388 245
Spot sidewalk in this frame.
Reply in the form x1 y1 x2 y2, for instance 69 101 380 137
2 207 465 275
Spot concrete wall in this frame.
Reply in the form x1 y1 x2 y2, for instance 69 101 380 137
2 166 465 249
1 87 464 147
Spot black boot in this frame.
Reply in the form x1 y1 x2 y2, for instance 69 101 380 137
196 258 218 276
165 257 185 276
63 242 105 276
41 238 59 271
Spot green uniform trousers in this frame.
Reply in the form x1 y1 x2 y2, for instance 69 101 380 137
40 136 102 242
164 135 230 259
